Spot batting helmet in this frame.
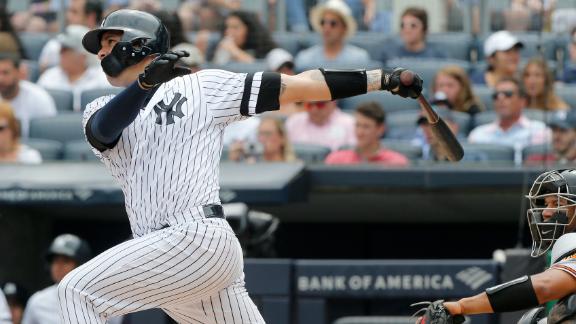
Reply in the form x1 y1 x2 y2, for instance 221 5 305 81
526 169 576 257
82 9 170 76
46 234 93 265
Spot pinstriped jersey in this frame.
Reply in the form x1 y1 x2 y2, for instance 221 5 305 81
82 70 274 237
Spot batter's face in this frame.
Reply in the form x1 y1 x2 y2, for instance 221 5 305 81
97 31 154 87
50 255 78 283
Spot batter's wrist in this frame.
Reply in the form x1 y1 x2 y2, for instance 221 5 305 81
137 78 154 90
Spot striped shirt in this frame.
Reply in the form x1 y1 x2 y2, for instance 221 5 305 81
83 70 276 237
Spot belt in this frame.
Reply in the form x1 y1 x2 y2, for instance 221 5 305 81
203 204 225 219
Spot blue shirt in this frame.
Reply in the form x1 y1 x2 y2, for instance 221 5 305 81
380 42 446 63
294 44 371 72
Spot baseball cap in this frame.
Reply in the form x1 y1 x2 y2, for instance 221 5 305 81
417 106 454 125
2 281 29 306
484 30 524 57
57 25 90 53
171 43 204 67
266 48 294 72
548 110 576 130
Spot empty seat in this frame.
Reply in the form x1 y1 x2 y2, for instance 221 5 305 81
349 32 388 60
385 58 471 88
22 60 40 83
45 88 74 112
427 32 473 61
338 92 420 113
272 32 303 56
473 86 494 111
80 87 122 110
380 139 422 160
63 140 98 161
555 85 576 108
461 143 515 164
23 138 63 161
522 143 555 162
29 112 84 143
293 143 331 163
19 32 53 61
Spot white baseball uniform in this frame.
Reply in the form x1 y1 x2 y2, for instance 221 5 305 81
58 70 274 323
0 290 10 324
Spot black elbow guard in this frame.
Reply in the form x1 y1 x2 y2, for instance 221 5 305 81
319 68 367 100
486 276 540 312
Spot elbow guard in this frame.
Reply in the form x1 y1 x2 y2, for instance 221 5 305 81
486 276 540 312
319 68 367 100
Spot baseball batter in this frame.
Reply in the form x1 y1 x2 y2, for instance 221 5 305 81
57 9 423 323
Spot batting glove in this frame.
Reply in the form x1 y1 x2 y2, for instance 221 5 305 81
381 67 423 99
412 300 466 324
138 51 191 89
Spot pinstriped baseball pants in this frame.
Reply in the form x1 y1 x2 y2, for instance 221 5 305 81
57 219 265 323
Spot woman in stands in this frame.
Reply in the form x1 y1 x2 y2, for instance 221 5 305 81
0 102 41 164
229 116 297 163
212 10 277 65
522 57 569 111
431 65 484 115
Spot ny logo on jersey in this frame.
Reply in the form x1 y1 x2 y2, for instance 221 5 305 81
153 93 187 125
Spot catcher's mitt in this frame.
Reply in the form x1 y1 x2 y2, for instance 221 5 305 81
411 300 466 324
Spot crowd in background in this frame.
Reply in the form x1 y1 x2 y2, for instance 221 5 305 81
1 0 576 169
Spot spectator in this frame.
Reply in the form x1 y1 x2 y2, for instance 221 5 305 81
266 48 303 116
1 282 29 324
381 7 445 62
0 7 25 59
413 106 464 161
0 54 56 138
522 57 569 111
525 110 576 165
563 26 576 83
468 77 550 164
38 0 103 72
325 102 409 166
471 30 524 87
431 65 484 115
37 25 108 111
229 116 297 163
294 0 370 71
286 100 355 151
0 102 41 164
212 10 277 65
22 234 92 324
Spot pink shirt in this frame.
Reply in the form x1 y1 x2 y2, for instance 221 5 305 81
325 149 410 166
286 109 355 151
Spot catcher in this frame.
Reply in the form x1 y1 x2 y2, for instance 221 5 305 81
415 169 576 324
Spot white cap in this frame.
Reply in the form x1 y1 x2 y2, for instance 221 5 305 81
551 233 576 264
484 30 524 57
266 48 294 71
309 0 357 38
57 25 90 54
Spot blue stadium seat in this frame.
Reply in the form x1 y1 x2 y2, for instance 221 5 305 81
80 87 122 111
23 138 64 161
29 112 84 143
385 58 471 88
386 109 469 140
473 86 494 111
473 110 497 127
22 60 40 83
63 140 98 161
338 92 420 113
45 88 74 112
427 32 474 61
348 32 388 60
272 32 304 56
380 139 422 160
293 143 331 163
19 32 53 61
522 143 555 163
555 84 576 109
221 60 269 73
461 143 515 164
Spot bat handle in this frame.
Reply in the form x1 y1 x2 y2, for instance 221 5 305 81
417 95 439 124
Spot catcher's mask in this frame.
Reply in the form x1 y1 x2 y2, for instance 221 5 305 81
526 169 576 257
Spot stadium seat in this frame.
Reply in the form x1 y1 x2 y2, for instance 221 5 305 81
385 109 469 140
29 112 84 143
348 32 388 60
333 316 416 324
338 92 420 113
473 111 497 127
523 108 558 122
221 60 269 73
23 138 64 161
293 143 331 163
80 87 122 110
22 60 40 83
380 139 422 160
555 84 576 109
272 32 303 56
45 88 74 112
385 58 471 88
427 32 473 61
473 86 494 111
63 140 98 161
522 143 555 163
461 143 515 164
19 32 53 61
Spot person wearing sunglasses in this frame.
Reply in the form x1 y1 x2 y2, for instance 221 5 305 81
286 100 356 151
294 0 370 72
380 7 445 62
468 77 550 164
0 102 41 164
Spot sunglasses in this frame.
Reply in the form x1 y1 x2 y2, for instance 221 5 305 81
400 22 419 29
320 19 340 28
305 101 330 110
492 90 516 100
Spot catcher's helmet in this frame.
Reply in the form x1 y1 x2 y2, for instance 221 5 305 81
82 9 169 76
526 169 576 257
46 234 93 265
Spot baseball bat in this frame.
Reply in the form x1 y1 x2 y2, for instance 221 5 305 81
398 71 465 162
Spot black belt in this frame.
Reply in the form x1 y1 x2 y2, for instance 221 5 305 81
203 204 225 219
